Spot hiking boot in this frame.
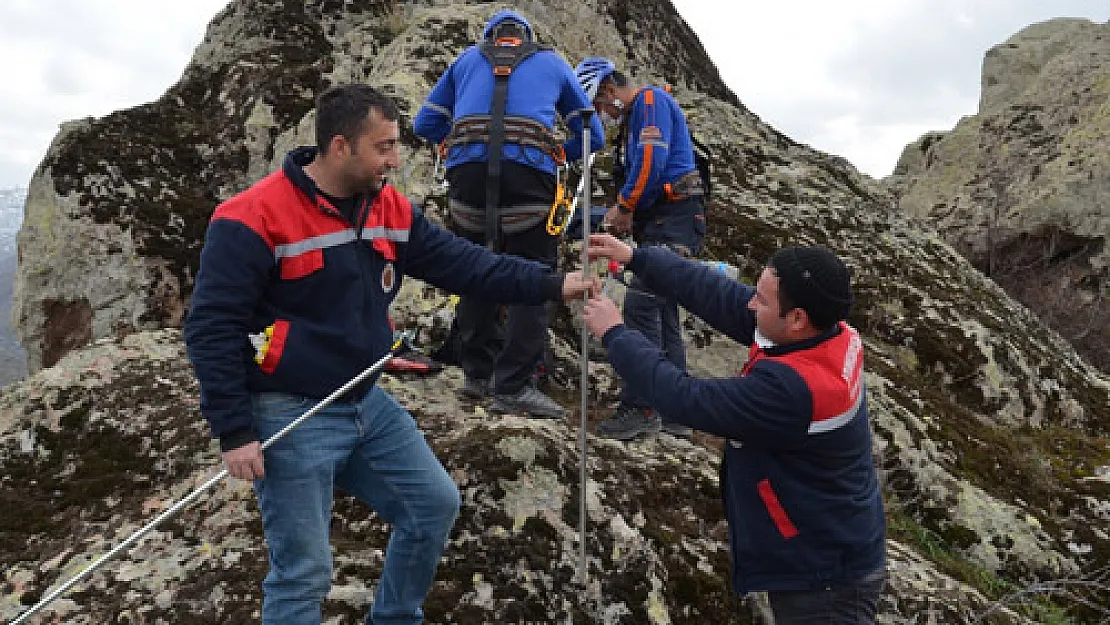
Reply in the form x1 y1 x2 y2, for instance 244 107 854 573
491 386 567 419
460 376 491 399
596 405 661 441
661 420 693 439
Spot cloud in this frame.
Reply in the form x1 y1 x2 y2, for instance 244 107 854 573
672 0 1107 178
0 0 229 188
0 0 1104 187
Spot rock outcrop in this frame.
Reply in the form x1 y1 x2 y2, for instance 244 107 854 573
5 1 1110 623
889 18 1110 372
1 330 1037 624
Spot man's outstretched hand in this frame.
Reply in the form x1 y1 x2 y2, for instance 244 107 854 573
582 294 624 338
587 234 634 264
562 271 602 300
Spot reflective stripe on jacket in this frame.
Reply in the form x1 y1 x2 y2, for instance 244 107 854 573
599 246 886 593
185 147 562 444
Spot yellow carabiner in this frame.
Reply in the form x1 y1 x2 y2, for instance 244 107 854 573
546 164 572 235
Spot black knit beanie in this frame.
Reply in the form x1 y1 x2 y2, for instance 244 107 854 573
769 245 853 330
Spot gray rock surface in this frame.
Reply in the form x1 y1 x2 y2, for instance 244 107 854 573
0 330 1036 624
889 18 1110 371
4 1 1110 622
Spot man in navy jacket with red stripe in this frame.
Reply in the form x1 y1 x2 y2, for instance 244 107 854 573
582 234 886 623
185 84 596 625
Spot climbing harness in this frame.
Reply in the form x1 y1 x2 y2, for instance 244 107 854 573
474 35 552 251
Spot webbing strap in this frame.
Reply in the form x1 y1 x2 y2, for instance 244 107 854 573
478 39 548 250
446 115 561 158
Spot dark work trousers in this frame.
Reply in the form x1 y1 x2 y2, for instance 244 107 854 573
767 567 886 624
448 161 559 395
619 197 706 414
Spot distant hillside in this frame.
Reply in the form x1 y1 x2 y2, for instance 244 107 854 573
0 187 27 388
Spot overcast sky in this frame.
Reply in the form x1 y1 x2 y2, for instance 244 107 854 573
0 1 1105 190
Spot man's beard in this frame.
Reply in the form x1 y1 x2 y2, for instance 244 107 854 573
344 168 386 194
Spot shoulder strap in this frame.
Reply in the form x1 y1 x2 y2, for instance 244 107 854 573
477 40 550 250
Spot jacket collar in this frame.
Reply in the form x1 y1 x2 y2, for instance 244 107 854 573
761 323 843 357
282 146 380 222
282 146 320 202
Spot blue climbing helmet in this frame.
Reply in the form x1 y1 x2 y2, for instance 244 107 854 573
482 9 534 42
574 57 616 101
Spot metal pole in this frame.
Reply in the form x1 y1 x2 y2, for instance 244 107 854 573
10 335 413 625
564 152 595 232
578 111 594 587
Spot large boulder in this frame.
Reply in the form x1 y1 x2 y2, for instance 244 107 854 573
0 330 1036 624
11 0 887 373
4 0 1110 622
889 18 1110 371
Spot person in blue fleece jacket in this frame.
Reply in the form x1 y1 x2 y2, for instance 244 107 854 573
184 83 597 625
575 56 707 440
581 233 886 624
413 9 603 419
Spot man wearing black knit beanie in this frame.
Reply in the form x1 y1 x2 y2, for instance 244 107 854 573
768 245 855 332
582 235 886 624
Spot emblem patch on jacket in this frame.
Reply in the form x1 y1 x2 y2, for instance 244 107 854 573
638 125 663 144
381 262 396 293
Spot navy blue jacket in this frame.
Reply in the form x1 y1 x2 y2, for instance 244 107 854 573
601 247 886 593
185 147 563 450
413 44 603 174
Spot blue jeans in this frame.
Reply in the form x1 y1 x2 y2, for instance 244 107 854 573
251 386 460 625
767 568 886 624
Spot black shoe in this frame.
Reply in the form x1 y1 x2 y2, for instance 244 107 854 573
596 405 661 440
460 376 490 399
490 386 567 419
661 420 693 439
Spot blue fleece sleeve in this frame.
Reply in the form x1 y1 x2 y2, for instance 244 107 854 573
618 87 672 211
602 326 813 447
627 246 756 344
558 61 605 162
414 61 458 143
184 218 274 445
402 208 563 303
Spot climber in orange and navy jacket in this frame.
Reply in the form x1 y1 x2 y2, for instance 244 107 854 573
574 57 707 441
184 84 597 625
582 234 886 625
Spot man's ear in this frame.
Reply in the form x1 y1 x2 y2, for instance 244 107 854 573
789 307 810 332
329 134 351 158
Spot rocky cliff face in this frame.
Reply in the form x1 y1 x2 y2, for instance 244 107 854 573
889 18 1110 372
4 1 1110 623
